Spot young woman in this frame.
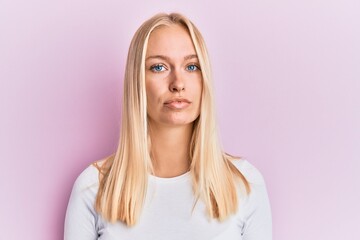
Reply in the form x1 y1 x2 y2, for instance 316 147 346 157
64 12 272 240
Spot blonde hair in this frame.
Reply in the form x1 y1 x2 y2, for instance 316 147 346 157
94 12 250 226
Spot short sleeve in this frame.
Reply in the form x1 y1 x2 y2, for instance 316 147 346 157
64 165 99 240
232 159 273 240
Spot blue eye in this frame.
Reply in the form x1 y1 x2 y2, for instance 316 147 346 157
150 64 166 72
186 64 200 72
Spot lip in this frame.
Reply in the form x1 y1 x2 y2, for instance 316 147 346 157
164 98 191 104
164 98 191 110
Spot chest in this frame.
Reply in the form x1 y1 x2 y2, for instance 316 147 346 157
96 178 245 240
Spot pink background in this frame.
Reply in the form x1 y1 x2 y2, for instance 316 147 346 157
1 0 359 239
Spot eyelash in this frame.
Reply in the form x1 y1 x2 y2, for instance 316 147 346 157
150 64 167 73
149 63 201 73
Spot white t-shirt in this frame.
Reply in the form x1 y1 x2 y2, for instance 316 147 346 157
64 159 272 240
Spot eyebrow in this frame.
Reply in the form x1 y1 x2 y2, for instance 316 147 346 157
145 54 198 61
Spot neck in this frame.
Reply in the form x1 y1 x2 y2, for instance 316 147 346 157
148 121 193 178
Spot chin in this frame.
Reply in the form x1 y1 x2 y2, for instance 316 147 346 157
163 119 193 125
160 117 196 126
148 112 199 126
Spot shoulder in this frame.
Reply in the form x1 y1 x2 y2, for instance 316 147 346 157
230 158 266 185
71 163 100 195
72 155 111 189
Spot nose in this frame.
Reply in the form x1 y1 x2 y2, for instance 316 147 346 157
169 70 185 93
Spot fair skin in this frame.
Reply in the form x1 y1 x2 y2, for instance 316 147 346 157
145 24 203 178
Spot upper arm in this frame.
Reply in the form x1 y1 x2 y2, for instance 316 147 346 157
64 171 99 240
232 159 273 240
242 181 272 240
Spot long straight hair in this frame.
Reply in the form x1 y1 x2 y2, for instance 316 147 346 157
94 12 250 226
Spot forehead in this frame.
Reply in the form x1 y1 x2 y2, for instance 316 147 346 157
146 24 196 57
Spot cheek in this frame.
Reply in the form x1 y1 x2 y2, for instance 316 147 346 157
146 80 163 105
145 79 155 96
193 78 203 99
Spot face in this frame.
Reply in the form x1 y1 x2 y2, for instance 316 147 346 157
145 24 203 128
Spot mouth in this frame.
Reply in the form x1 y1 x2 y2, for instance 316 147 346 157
164 98 191 110
164 98 191 104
